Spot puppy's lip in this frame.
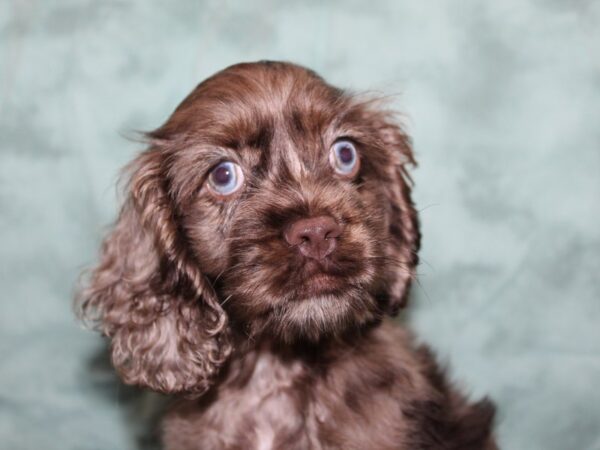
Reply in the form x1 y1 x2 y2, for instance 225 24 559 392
298 272 344 298
310 273 338 284
302 258 340 276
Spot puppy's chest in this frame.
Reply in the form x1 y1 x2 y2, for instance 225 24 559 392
203 352 319 449
176 352 412 450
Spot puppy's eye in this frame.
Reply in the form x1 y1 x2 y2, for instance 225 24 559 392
207 161 244 197
329 140 360 177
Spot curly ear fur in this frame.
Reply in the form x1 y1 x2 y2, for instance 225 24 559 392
372 110 421 313
76 148 232 396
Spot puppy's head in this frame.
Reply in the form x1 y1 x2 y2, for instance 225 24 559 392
77 61 420 395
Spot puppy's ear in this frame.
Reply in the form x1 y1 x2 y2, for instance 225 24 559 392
372 111 421 314
76 148 232 396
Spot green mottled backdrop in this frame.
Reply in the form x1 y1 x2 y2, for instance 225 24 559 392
1 1 599 449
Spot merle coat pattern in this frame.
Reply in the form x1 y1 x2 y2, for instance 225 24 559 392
77 61 497 449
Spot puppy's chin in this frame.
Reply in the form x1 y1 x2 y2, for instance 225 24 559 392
247 289 381 344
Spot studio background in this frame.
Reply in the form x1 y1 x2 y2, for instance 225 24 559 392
1 1 599 449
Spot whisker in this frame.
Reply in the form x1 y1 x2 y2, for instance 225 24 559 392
418 203 440 213
413 276 432 305
219 294 233 307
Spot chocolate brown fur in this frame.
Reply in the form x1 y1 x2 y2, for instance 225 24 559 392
76 61 496 449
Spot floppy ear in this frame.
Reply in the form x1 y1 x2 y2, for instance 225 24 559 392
372 111 421 314
76 148 232 396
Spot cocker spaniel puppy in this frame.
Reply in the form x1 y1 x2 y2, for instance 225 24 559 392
77 61 497 449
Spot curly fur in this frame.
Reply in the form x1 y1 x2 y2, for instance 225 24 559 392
76 61 496 449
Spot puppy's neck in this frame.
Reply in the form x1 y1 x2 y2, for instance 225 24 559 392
231 317 383 368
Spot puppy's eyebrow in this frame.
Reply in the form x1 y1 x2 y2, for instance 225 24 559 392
246 124 274 150
288 109 305 135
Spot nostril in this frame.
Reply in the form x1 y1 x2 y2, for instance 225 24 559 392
324 223 342 240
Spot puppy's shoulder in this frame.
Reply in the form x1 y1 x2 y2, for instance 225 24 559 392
321 321 498 449
400 332 498 450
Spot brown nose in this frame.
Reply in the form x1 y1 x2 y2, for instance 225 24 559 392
284 216 342 260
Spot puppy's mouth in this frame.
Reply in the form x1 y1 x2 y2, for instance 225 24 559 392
294 260 347 299
298 273 342 297
222 240 379 342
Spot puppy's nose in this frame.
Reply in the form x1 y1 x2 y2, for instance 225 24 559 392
284 216 342 260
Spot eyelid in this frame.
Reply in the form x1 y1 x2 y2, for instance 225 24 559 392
331 136 363 156
333 136 358 145
203 152 243 180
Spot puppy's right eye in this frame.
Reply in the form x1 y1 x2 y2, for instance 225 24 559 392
207 161 244 198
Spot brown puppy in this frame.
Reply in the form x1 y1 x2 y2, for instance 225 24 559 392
77 61 497 449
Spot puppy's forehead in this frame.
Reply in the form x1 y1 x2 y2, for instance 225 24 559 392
203 65 344 135
175 62 349 163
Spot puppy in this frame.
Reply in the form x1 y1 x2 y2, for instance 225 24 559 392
77 61 497 449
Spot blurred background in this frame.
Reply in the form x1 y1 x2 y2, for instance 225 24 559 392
1 1 599 449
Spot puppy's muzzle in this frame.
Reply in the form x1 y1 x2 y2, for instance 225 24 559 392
284 216 342 260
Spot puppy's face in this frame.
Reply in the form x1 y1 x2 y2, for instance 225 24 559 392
78 61 419 394
157 62 419 342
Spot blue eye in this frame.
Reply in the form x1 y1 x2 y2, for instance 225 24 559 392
207 161 244 197
330 140 359 176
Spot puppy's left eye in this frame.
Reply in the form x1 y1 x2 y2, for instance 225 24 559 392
329 140 360 177
207 161 244 197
